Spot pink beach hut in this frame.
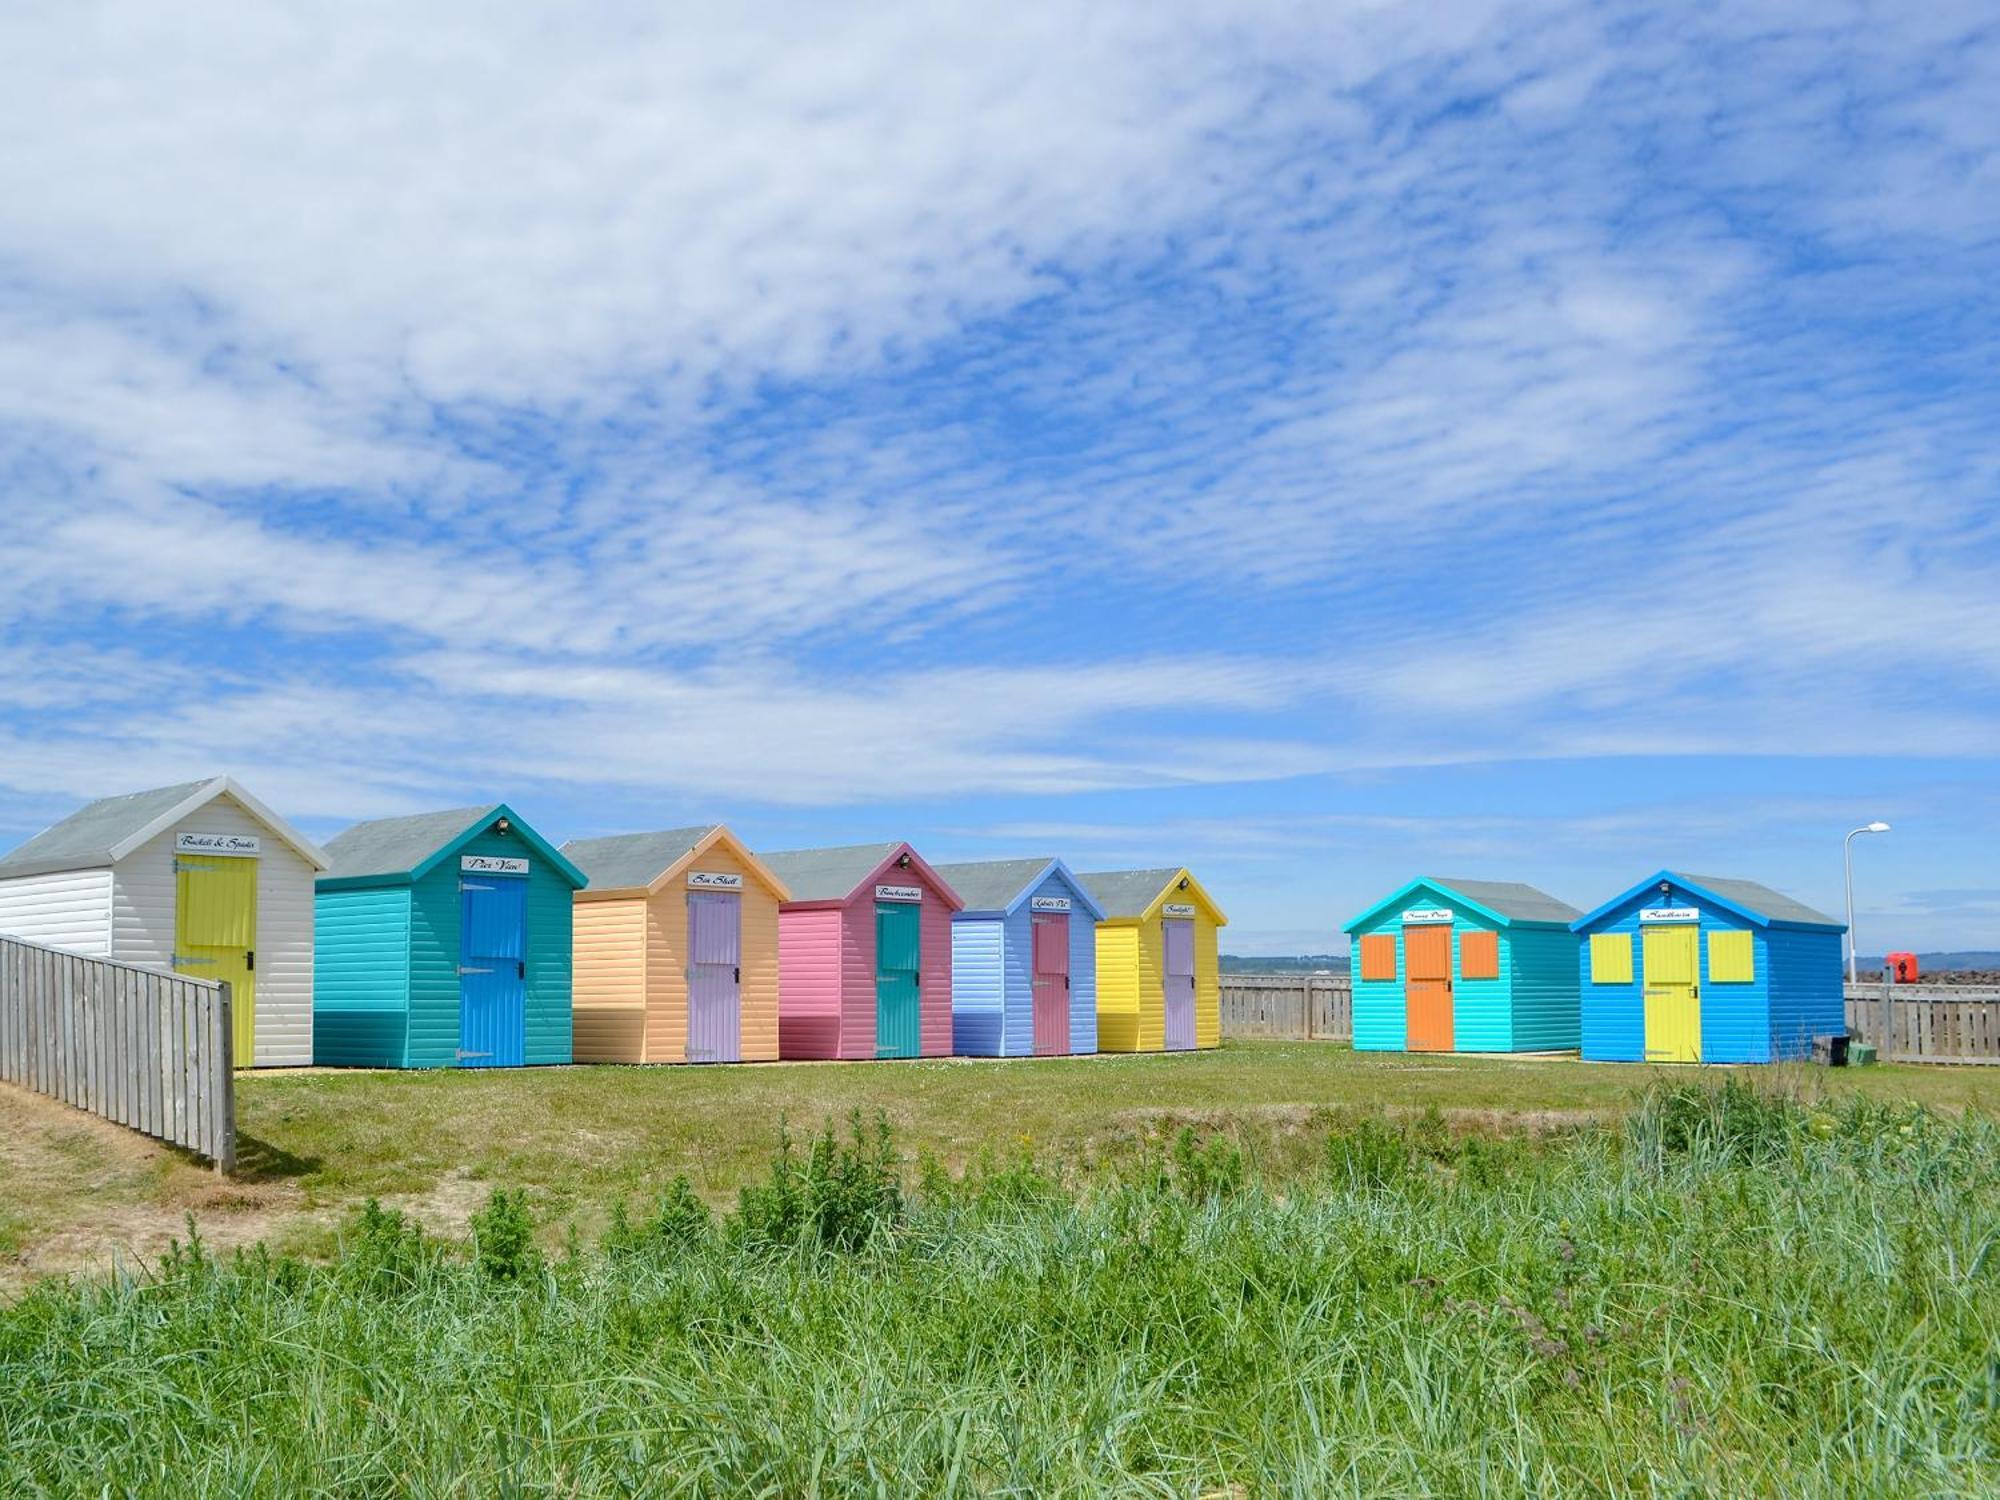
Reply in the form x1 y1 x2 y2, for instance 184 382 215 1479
759 842 962 1060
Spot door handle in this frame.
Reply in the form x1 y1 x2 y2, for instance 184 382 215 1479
733 966 740 984
246 949 255 972
517 960 526 980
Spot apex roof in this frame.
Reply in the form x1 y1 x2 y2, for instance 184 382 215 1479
561 826 720 891
0 776 328 878
1077 867 1225 924
930 857 1105 919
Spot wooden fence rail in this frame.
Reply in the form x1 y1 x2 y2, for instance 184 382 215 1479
1843 983 2000 1065
0 935 236 1169
1220 974 1352 1041
1221 973 2000 1064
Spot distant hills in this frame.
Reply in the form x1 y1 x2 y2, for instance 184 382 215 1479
1857 952 2000 973
1221 954 1348 974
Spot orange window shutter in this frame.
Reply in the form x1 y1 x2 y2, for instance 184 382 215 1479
1459 930 1499 980
1359 933 1397 981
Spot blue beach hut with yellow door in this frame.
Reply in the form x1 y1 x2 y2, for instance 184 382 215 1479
1571 871 1845 1063
313 805 586 1068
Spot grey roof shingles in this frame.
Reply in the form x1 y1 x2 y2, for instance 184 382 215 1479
321 806 498 880
1076 867 1183 919
758 842 905 903
930 857 1057 913
1429 878 1581 926
0 778 219 877
560 826 719 891
1673 872 1841 928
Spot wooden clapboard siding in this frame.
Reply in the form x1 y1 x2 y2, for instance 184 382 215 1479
1 934 235 1169
1095 924 1142 1052
0 868 113 955
312 885 410 1066
572 896 646 1063
777 907 844 1059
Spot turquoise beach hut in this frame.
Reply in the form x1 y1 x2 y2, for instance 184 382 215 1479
313 805 587 1068
1344 878 1582 1053
1572 871 1845 1064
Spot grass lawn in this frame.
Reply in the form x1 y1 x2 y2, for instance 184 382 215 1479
3 1041 1998 1287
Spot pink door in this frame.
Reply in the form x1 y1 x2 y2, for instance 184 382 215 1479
1031 913 1070 1055
686 892 741 1063
1163 919 1196 1050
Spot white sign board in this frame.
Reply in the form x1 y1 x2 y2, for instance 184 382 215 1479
1401 907 1454 925
1162 902 1197 918
175 832 260 857
1030 895 1071 912
462 855 530 875
876 884 923 903
687 871 744 891
1640 906 1699 924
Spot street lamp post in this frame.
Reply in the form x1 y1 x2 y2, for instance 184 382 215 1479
1843 821 1891 984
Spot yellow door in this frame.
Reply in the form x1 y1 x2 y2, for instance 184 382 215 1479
176 854 258 1064
1642 925 1700 1063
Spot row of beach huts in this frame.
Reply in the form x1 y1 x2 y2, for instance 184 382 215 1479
0 779 1226 1069
1344 876 1847 1065
0 778 1848 1072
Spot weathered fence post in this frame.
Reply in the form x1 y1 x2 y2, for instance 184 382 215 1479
1880 966 1893 1062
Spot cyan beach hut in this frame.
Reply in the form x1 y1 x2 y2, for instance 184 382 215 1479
933 858 1104 1057
1344 878 1581 1053
313 805 586 1069
761 842 961 1061
1572 871 1845 1064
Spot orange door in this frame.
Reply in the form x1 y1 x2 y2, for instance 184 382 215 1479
1403 924 1454 1052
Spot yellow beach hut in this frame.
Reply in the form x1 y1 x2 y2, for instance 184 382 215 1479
560 825 789 1064
1077 867 1227 1052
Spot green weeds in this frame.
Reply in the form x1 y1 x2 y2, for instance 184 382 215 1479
0 1086 1994 1496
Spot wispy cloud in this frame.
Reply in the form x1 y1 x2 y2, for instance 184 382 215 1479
0 2 1995 940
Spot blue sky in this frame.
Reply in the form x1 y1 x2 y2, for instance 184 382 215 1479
2 2 1995 953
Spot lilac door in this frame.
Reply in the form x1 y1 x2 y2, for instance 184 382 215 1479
1162 919 1196 1051
1031 913 1070 1056
686 892 741 1063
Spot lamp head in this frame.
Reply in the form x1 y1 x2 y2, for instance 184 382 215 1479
1868 821 1890 833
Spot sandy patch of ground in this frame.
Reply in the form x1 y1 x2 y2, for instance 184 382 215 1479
0 1083 324 1293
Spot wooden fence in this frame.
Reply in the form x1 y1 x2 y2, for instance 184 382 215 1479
0 936 236 1169
1844 983 2000 1065
1220 974 1352 1041
1221 972 2000 1064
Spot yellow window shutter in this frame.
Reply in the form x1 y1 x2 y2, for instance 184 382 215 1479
1708 930 1755 983
1590 933 1632 985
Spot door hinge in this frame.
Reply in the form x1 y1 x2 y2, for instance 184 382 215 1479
172 954 217 968
457 965 492 975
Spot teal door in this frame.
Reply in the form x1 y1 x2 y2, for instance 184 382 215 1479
875 900 922 1058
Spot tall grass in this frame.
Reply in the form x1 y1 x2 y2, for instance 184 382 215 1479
1 1086 1995 1496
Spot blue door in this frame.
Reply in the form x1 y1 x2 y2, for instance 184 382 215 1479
459 876 527 1067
